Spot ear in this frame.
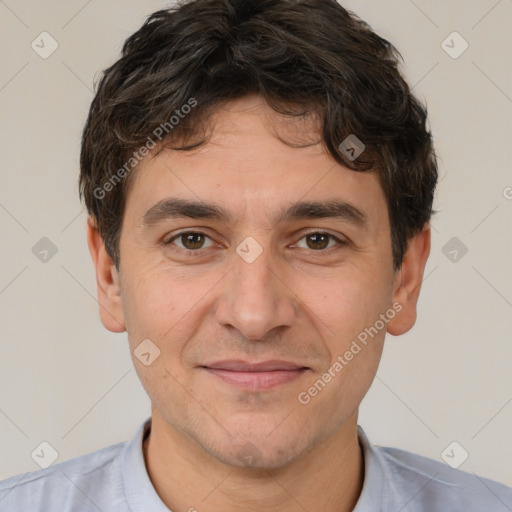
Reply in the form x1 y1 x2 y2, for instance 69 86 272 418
86 217 126 333
387 225 431 336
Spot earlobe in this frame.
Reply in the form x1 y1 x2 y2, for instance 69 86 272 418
86 217 126 333
387 225 431 336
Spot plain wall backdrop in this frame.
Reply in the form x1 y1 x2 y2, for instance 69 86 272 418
1 0 511 487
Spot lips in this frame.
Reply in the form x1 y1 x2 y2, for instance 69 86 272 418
201 360 309 390
203 360 307 372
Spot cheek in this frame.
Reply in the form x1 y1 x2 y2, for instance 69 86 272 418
122 269 190 408
121 264 221 376
299 265 392 343
300 265 392 401
121 262 185 338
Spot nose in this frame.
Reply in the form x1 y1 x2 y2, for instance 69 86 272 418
214 241 297 341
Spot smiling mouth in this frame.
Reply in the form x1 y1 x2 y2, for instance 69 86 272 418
200 360 309 390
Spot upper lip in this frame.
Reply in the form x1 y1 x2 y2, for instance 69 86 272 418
202 360 308 372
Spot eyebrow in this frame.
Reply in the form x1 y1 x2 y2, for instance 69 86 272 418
139 197 367 229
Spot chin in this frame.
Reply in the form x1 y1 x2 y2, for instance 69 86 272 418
200 419 314 470
218 439 304 469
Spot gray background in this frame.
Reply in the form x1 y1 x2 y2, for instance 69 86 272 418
1 0 511 486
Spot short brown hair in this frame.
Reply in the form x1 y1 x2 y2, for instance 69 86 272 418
79 0 438 270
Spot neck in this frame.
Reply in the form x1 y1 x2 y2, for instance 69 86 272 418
143 410 364 512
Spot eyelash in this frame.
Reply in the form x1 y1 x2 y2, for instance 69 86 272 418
165 230 347 253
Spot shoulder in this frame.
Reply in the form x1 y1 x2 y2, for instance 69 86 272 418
377 444 512 511
0 441 126 512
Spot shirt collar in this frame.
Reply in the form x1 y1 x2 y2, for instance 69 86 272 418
122 417 392 512
122 417 170 511
353 425 391 511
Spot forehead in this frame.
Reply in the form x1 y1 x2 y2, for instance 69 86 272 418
124 96 389 231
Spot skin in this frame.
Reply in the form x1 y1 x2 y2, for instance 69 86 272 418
87 94 430 512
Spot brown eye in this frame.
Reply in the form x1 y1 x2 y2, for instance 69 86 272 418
306 233 330 250
296 232 345 251
168 232 213 251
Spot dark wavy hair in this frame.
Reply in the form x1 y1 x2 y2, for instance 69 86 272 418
79 0 438 270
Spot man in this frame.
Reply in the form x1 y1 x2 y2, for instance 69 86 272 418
1 0 511 510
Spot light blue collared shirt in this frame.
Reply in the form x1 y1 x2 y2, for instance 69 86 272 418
1 417 511 511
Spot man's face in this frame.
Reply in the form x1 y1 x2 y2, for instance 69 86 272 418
106 95 404 468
